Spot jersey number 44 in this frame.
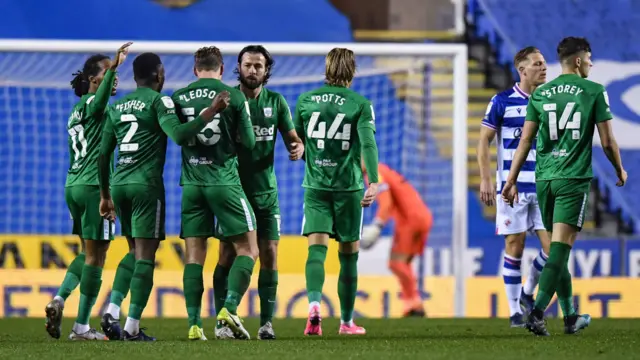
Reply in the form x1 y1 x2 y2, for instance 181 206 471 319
307 111 351 151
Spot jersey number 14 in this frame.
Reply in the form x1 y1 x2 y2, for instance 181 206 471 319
543 102 581 141
307 112 351 150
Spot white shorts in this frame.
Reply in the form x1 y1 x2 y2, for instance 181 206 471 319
496 192 545 236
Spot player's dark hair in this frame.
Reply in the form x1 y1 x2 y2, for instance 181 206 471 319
70 54 109 97
513 46 540 68
234 45 274 85
133 52 162 83
557 37 592 62
194 46 223 72
325 48 356 87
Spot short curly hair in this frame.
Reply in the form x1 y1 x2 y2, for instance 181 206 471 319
194 46 223 71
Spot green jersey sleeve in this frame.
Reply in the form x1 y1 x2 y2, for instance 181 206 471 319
357 101 377 132
155 95 207 146
234 90 255 149
293 97 304 140
277 94 294 134
525 98 540 123
98 114 117 194
594 88 613 123
86 69 116 118
357 101 379 184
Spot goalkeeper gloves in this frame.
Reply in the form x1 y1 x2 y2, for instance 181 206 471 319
360 218 384 250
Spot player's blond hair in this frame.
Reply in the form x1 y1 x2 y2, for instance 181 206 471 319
325 48 356 87
513 46 541 69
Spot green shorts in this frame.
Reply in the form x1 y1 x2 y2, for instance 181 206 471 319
247 191 281 241
536 179 591 232
302 188 364 243
112 184 165 240
65 185 114 241
182 185 256 240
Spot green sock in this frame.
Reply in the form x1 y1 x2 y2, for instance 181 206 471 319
223 256 255 315
56 252 85 300
338 252 359 323
534 242 572 312
213 263 230 317
305 245 327 304
557 264 576 317
128 259 155 320
183 263 204 328
110 252 135 308
76 264 103 325
258 269 278 326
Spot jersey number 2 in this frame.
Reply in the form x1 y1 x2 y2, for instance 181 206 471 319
119 114 139 152
181 108 221 146
307 112 350 150
543 102 581 141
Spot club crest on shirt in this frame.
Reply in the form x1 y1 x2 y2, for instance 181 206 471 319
263 108 273 118
153 0 199 8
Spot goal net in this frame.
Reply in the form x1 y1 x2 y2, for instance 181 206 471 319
0 40 468 316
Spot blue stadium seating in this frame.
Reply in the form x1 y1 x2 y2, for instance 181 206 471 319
468 0 640 232
0 0 352 42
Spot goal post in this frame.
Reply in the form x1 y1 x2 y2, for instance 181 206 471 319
0 40 468 317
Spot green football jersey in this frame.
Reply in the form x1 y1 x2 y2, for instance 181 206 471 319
526 74 613 181
105 87 178 188
293 84 376 191
65 69 115 187
172 78 254 186
234 86 294 195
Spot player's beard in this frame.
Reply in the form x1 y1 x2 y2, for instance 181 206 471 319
239 73 263 90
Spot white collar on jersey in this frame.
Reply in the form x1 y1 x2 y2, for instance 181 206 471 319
513 83 530 98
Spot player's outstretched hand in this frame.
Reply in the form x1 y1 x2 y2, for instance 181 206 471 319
289 142 304 161
480 178 496 207
501 181 518 208
111 42 133 69
211 91 231 115
99 197 116 221
616 168 628 187
361 183 379 207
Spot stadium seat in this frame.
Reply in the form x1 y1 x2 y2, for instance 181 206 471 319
0 0 352 42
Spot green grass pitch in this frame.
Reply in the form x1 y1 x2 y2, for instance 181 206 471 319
0 317 638 359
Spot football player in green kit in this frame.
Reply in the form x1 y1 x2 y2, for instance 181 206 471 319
294 48 380 336
503 37 627 336
171 46 259 340
98 52 231 341
45 42 131 341
210 45 305 340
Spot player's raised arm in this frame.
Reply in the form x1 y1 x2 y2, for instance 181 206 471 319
86 42 133 118
503 100 539 206
234 91 256 150
277 95 304 160
591 86 626 186
477 95 499 206
158 91 229 146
